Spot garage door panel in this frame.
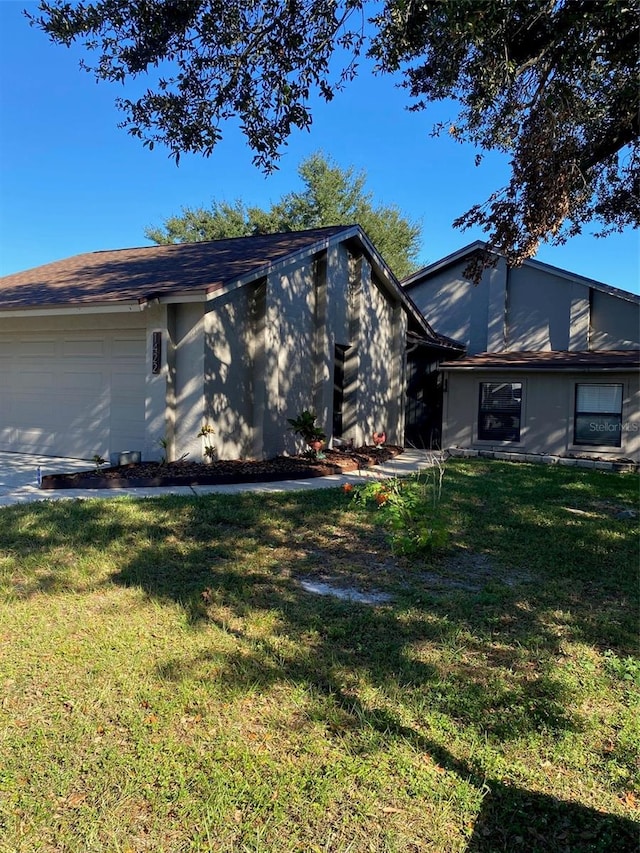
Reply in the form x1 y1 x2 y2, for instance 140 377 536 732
62 341 106 358
53 430 109 459
20 341 57 357
0 427 16 447
112 370 145 395
110 403 144 421
113 338 146 358
8 399 54 425
16 371 57 390
60 371 107 391
2 428 108 459
0 328 146 458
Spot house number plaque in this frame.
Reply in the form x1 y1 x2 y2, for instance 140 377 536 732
152 331 162 374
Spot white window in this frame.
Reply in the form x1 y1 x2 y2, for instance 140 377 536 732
574 384 623 447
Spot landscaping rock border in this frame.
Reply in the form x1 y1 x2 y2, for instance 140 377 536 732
447 447 638 473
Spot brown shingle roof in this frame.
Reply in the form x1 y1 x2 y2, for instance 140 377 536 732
0 226 350 310
441 350 640 371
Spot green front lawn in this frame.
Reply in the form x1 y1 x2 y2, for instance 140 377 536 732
0 460 638 852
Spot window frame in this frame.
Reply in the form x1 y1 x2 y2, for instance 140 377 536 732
573 383 623 448
477 381 523 443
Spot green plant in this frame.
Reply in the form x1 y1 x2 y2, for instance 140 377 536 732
287 410 326 450
603 650 640 685
352 459 449 555
198 423 216 461
91 454 106 475
157 436 169 465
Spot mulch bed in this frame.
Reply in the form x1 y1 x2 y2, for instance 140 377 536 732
39 445 404 490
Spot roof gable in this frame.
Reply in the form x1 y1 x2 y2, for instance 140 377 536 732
403 241 639 305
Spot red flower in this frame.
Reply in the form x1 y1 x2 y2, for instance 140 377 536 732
342 483 354 494
372 431 386 446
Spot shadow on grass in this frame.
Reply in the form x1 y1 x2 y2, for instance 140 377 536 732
107 492 637 849
1 465 638 849
465 786 638 852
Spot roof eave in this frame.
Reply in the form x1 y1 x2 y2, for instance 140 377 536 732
402 241 487 289
441 363 639 373
0 301 146 318
198 225 361 304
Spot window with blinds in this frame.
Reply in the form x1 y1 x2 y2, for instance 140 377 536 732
574 384 623 447
478 382 522 442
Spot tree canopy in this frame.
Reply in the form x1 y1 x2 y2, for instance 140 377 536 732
29 1 639 266
145 152 422 279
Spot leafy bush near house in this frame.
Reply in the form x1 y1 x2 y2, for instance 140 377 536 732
287 409 326 444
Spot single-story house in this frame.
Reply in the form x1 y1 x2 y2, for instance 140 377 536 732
403 243 640 462
0 225 458 462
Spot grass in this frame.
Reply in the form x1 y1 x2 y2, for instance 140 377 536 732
0 459 638 852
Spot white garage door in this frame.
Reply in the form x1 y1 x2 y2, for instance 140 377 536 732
0 329 146 459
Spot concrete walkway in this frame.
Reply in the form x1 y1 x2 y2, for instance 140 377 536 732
0 450 440 508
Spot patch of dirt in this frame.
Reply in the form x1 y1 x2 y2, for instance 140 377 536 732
590 500 638 520
40 445 403 490
422 549 532 594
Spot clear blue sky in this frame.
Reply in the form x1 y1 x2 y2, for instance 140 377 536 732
1 1 638 293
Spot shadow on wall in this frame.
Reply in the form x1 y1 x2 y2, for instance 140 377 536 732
199 252 398 460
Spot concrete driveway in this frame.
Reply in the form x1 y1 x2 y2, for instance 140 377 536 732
0 449 438 508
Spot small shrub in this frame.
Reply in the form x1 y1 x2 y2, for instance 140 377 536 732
157 437 169 465
198 424 216 461
603 650 640 685
287 410 326 458
287 410 326 444
92 454 106 475
351 460 449 556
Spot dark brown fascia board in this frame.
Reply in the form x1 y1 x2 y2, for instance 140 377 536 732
441 362 639 373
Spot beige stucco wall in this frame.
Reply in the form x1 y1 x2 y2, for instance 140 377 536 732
357 259 406 445
443 369 640 461
255 244 406 458
170 302 206 461
204 286 256 460
262 253 321 457
506 267 573 350
143 303 170 461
